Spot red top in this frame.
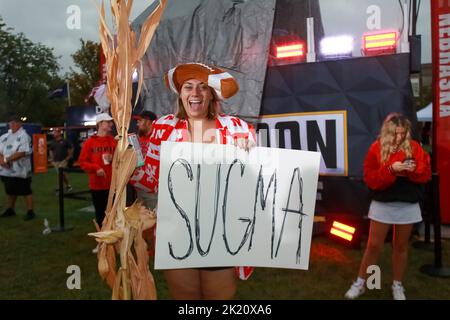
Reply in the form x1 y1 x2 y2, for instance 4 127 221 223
138 132 152 158
363 139 431 191
130 114 256 192
78 134 117 190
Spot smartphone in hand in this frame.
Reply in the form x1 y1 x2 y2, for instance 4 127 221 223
403 157 415 169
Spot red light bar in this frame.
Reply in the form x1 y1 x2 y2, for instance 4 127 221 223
330 220 356 242
330 228 353 241
276 43 304 59
363 31 397 55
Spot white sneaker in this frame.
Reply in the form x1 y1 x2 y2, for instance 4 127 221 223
392 283 406 300
344 281 366 299
92 244 100 254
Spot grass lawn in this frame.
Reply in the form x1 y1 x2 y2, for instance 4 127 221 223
0 170 449 300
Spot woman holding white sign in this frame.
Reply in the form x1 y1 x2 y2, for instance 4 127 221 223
345 113 431 300
131 63 256 299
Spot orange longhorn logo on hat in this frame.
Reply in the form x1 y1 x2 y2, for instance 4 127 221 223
164 63 239 100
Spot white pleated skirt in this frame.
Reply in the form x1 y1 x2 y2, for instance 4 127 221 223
368 200 422 225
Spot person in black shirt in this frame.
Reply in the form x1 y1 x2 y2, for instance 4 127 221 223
49 128 73 192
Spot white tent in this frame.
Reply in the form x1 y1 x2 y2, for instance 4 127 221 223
417 103 432 122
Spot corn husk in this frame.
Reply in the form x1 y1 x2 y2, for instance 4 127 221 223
88 0 166 300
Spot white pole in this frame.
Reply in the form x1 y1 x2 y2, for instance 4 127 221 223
307 17 316 63
67 80 72 107
400 0 410 53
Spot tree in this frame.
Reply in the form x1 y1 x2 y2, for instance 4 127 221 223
0 16 65 126
66 39 101 106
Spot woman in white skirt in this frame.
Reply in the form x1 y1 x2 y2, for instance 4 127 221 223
345 113 431 300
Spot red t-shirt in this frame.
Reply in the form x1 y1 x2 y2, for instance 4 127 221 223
78 134 117 190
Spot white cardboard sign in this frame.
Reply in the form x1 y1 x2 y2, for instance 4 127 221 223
155 142 321 270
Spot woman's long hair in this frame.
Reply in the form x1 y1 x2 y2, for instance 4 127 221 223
379 112 413 163
175 86 220 120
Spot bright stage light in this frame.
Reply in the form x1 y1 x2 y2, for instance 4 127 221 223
320 35 353 59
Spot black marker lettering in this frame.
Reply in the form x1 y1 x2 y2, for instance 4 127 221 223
167 159 194 260
195 164 221 256
222 159 252 255
248 166 277 256
276 167 306 263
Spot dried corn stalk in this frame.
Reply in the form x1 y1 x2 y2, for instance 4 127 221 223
88 0 166 300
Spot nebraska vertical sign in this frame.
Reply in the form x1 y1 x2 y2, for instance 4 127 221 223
432 0 450 223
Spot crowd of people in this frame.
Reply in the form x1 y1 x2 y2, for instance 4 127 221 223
0 62 433 300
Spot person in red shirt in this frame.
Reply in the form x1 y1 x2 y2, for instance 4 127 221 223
345 113 431 300
130 110 158 208
133 110 157 157
78 113 117 236
131 110 158 256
